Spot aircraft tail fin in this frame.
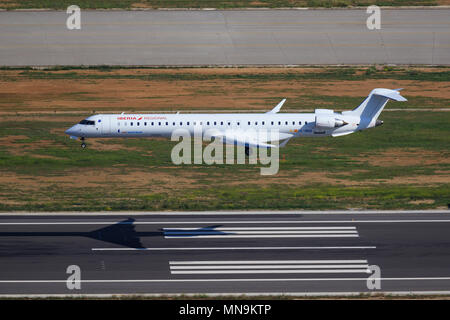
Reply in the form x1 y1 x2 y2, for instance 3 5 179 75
343 88 406 128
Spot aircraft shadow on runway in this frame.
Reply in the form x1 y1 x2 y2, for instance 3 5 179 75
0 218 227 248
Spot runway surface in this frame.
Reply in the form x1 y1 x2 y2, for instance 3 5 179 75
0 9 449 66
1 210 450 296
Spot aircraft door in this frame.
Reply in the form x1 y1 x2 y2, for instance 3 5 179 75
94 118 101 135
100 117 111 135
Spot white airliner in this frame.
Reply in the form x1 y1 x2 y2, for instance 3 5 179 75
65 88 406 153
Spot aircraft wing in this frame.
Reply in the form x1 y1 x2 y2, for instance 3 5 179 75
210 130 293 148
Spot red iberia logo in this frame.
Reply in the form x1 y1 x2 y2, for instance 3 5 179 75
117 116 143 120
116 116 166 120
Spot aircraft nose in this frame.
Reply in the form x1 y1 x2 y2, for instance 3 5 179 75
65 125 78 136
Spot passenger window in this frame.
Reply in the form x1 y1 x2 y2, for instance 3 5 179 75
180 122 183 125
173 122 175 126
187 122 190 125
151 122 154 126
248 121 250 125
144 122 147 126
137 122 140 126
278 121 281 125
214 122 217 125
285 121 288 125
130 122 133 126
158 122 161 126
207 122 210 125
271 121 274 125
166 122 168 126
255 122 258 125
305 121 308 124
220 121 223 125
299 121 302 125
262 121 265 125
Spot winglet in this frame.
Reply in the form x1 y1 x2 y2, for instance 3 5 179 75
266 99 286 114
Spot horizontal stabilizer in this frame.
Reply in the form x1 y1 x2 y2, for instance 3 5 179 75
372 88 407 102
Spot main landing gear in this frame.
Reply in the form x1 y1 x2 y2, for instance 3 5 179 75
245 146 251 156
80 137 86 148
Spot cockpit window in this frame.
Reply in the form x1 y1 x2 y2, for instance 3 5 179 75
79 120 95 125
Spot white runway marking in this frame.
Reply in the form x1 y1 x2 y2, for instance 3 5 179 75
170 265 370 270
163 226 359 239
170 270 371 274
163 227 357 230
164 231 357 234
0 209 446 216
2 219 450 226
169 260 369 264
2 277 450 284
165 235 359 239
169 259 370 275
91 246 377 251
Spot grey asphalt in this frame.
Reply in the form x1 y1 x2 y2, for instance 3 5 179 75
0 9 449 66
1 210 450 296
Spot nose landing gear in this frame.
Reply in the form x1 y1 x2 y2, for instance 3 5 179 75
80 137 86 148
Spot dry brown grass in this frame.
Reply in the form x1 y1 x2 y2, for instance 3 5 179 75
0 68 448 114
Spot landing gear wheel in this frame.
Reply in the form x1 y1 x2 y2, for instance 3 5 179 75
80 137 86 148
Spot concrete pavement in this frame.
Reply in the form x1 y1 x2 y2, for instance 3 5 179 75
0 9 449 66
1 210 450 295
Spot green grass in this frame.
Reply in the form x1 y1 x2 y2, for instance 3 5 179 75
0 66 448 211
0 0 440 10
0 111 448 211
8 67 450 83
2 184 446 212
0 112 448 172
